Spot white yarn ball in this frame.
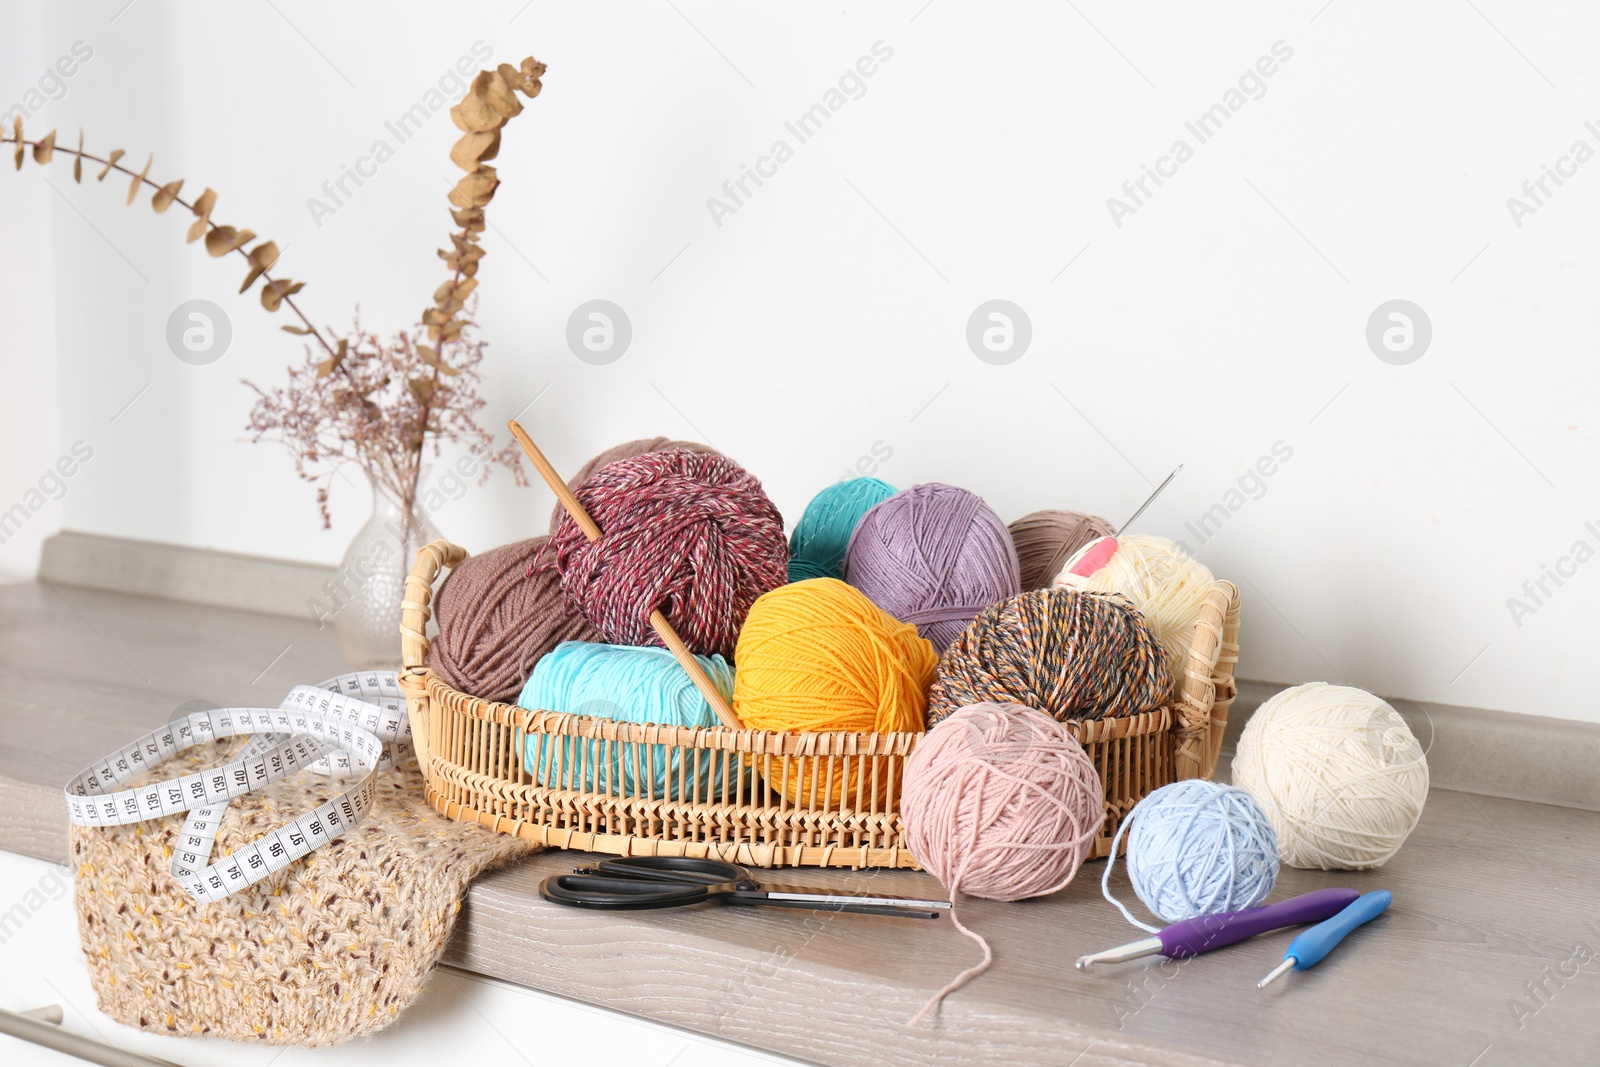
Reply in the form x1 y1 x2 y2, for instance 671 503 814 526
1232 682 1429 870
1054 534 1214 693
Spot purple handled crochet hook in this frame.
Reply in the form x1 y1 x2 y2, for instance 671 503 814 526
1075 888 1361 970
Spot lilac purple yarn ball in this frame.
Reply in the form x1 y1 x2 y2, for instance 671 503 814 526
844 482 1021 653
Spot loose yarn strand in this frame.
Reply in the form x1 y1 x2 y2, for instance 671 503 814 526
1100 809 1161 933
908 883 992 1027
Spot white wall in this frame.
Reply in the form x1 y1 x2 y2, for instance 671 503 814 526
0 3 59 583
7 1 1598 722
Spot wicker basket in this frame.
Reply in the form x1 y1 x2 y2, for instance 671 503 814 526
399 540 1240 867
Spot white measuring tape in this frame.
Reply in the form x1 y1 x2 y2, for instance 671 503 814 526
64 672 410 904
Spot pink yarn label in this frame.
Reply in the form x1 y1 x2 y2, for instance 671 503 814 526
1066 536 1119 580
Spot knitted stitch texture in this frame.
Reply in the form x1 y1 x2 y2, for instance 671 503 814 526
72 742 533 1046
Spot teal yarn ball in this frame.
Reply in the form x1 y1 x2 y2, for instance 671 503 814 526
788 477 896 583
517 641 738 800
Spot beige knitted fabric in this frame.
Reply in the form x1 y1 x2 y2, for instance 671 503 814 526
72 740 535 1046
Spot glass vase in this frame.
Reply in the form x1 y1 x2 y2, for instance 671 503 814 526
330 476 443 669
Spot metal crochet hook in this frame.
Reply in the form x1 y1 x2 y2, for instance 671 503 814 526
1076 888 1359 970
1258 889 1392 989
1116 464 1183 535
0 1004 186 1067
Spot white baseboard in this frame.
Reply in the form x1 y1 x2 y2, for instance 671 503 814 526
39 529 335 621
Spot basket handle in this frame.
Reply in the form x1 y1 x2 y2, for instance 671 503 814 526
1172 579 1240 780
401 539 468 673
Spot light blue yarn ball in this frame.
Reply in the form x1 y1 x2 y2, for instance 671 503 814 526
1122 779 1279 924
517 641 739 801
788 477 897 583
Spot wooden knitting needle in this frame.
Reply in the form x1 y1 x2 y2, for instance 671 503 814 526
507 420 742 729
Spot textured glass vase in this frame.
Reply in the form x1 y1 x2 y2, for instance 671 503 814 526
331 477 443 669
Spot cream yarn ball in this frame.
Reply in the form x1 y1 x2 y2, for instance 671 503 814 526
1232 683 1429 870
1054 534 1214 693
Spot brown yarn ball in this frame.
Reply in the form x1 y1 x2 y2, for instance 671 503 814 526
928 588 1171 727
1008 509 1115 591
427 536 599 703
549 437 719 535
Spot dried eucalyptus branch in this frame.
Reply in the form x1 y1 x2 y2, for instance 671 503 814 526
0 116 339 360
3 55 547 533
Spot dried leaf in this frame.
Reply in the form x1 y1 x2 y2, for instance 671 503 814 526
433 277 478 304
151 178 184 213
281 324 313 335
447 166 498 209
260 277 304 312
448 129 499 172
316 337 349 377
483 72 522 119
409 378 436 405
417 344 439 365
32 130 55 164
238 241 280 293
450 72 503 133
518 57 547 96
126 153 152 206
440 319 464 343
449 207 483 228
186 188 217 243
205 226 256 257
96 148 124 181
73 132 82 183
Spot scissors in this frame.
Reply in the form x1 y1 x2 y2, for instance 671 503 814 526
539 856 951 920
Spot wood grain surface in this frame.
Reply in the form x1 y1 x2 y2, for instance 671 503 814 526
2 580 1597 1067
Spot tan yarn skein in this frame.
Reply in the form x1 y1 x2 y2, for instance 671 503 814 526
427 536 598 703
1008 509 1114 591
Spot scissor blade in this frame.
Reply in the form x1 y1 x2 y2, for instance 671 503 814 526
762 890 951 911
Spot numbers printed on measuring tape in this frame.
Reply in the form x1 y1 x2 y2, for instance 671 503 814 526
63 671 410 904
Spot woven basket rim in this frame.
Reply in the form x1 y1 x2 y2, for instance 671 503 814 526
397 539 1242 866
409 664 1177 748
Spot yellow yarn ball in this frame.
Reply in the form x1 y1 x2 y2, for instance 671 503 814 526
734 577 937 806
1054 534 1214 694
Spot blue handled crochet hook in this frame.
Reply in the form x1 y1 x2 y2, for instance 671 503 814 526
1257 889 1392 989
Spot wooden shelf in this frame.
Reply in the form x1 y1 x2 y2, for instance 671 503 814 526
2 580 1596 1066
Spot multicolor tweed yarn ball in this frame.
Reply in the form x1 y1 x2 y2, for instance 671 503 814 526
928 588 1172 726
549 437 719 536
549 448 788 659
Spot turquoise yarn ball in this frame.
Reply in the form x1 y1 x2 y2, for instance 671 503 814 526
1103 779 1279 929
517 641 738 800
788 477 896 583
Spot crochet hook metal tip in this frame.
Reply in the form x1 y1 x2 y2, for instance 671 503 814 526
1257 958 1296 989
1075 936 1163 970
1116 464 1183 536
0 1005 186 1067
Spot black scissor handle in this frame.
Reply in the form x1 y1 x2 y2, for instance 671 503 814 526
590 856 757 889
540 873 714 910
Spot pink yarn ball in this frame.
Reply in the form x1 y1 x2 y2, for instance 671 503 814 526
901 702 1104 901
